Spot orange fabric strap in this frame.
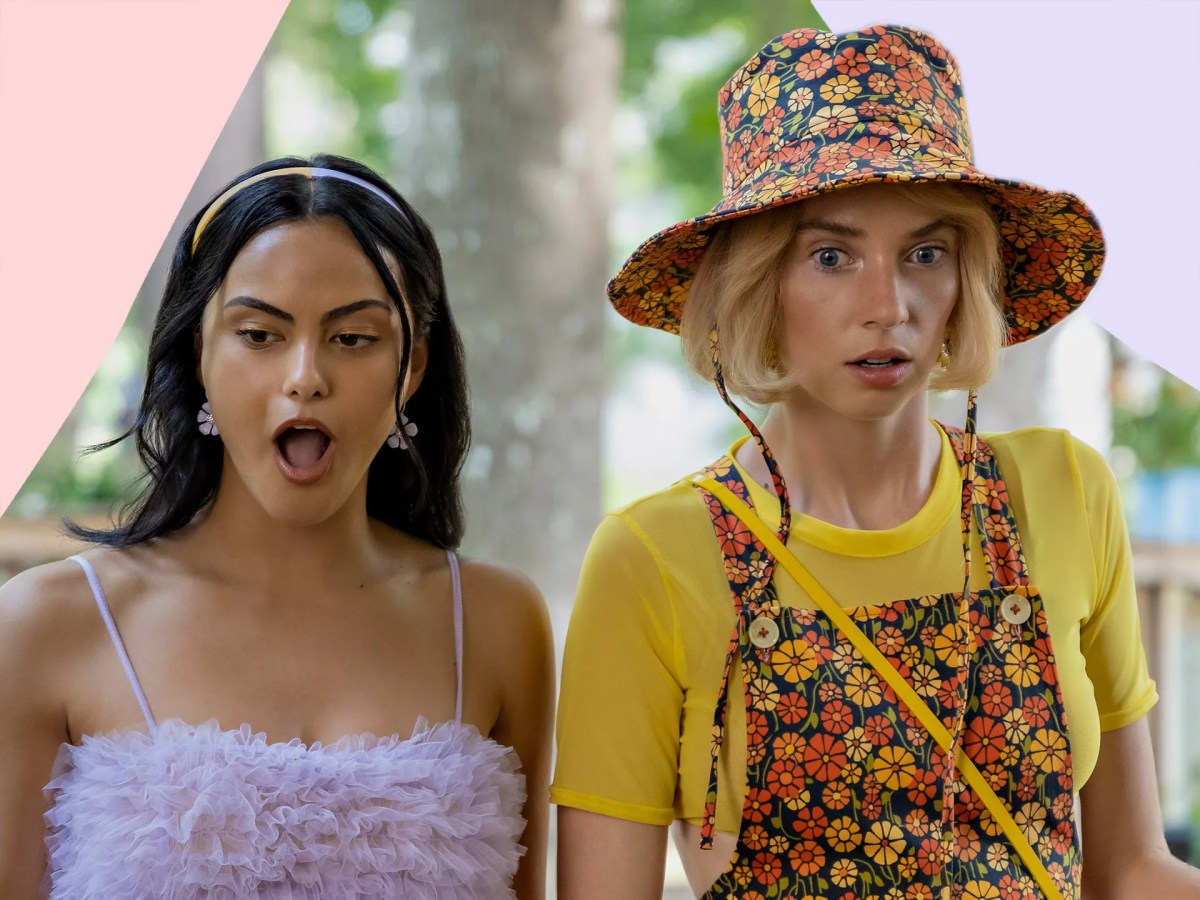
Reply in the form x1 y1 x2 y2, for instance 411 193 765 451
695 476 1063 900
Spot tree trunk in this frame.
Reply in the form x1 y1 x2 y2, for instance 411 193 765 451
402 0 618 611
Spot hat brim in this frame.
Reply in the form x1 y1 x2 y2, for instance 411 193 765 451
608 127 1104 346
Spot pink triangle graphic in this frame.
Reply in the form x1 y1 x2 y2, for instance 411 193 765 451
0 0 290 515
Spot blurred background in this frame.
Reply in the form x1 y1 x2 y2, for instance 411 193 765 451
3 0 1199 893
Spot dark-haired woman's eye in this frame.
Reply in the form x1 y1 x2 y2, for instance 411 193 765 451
334 333 379 350
236 328 277 347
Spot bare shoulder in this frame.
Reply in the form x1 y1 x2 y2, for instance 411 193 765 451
0 546 165 680
455 556 551 647
455 557 555 764
0 556 94 656
0 554 110 713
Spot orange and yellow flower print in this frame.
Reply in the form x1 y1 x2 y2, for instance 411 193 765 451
607 26 1104 357
693 428 1078 899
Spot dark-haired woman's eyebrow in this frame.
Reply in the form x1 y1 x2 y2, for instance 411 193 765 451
224 296 293 322
320 298 394 324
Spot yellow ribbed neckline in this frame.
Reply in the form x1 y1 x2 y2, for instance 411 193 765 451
731 421 958 559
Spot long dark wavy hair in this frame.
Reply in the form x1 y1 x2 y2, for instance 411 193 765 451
70 154 470 549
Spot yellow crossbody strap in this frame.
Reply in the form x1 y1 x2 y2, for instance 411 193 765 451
696 477 1063 900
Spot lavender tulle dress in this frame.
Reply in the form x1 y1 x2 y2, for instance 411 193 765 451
42 552 527 899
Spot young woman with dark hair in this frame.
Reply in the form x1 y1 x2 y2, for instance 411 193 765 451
0 154 553 899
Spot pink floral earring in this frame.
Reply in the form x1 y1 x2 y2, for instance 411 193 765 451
386 413 418 450
197 400 219 437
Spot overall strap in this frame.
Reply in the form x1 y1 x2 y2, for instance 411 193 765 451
446 549 464 725
691 454 780 848
68 555 158 734
947 393 980 855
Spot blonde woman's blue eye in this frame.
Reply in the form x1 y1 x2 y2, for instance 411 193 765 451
912 246 943 264
815 248 843 268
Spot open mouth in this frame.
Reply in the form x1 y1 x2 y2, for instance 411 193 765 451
847 351 913 388
274 423 334 483
850 353 911 368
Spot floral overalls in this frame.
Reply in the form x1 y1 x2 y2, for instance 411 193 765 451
692 423 1080 900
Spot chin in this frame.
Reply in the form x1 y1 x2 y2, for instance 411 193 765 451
828 387 927 423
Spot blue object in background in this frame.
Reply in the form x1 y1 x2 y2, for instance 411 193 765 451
1130 469 1200 544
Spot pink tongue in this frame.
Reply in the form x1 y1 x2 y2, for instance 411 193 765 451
279 430 327 469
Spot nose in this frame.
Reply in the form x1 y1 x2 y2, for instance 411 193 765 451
282 341 329 399
861 259 909 330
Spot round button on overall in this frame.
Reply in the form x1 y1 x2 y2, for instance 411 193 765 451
1000 594 1031 625
748 615 780 649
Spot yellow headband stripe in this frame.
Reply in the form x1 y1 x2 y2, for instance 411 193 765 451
191 167 312 254
190 165 404 255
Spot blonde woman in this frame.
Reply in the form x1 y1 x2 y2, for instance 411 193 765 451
553 25 1200 900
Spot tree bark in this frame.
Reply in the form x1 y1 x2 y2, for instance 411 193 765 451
402 0 618 610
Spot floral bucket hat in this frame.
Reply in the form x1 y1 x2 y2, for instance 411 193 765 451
608 24 1105 346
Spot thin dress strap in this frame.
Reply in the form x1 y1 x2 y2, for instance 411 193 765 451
445 549 464 725
68 555 158 734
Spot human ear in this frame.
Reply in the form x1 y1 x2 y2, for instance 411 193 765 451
402 339 429 403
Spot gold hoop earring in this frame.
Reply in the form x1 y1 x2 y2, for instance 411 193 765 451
764 342 781 370
937 340 951 370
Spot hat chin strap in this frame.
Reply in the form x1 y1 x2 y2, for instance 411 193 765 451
709 328 793 545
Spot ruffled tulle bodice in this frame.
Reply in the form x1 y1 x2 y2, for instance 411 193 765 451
44 553 527 898
44 716 526 899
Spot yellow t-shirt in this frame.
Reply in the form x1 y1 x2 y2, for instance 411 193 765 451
551 426 1158 833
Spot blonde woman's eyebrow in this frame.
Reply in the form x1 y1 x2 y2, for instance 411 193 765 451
795 218 954 239
795 219 862 237
908 219 955 239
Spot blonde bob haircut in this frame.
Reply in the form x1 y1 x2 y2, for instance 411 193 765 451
680 183 1007 405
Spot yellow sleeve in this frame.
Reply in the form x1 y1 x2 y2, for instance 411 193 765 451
1070 437 1159 731
551 511 684 826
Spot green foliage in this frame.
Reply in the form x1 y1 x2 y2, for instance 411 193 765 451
9 312 145 517
16 453 141 519
268 0 406 171
1113 376 1200 471
608 1 824 386
622 0 825 212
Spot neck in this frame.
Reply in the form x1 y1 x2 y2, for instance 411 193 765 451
184 470 388 595
741 392 944 531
